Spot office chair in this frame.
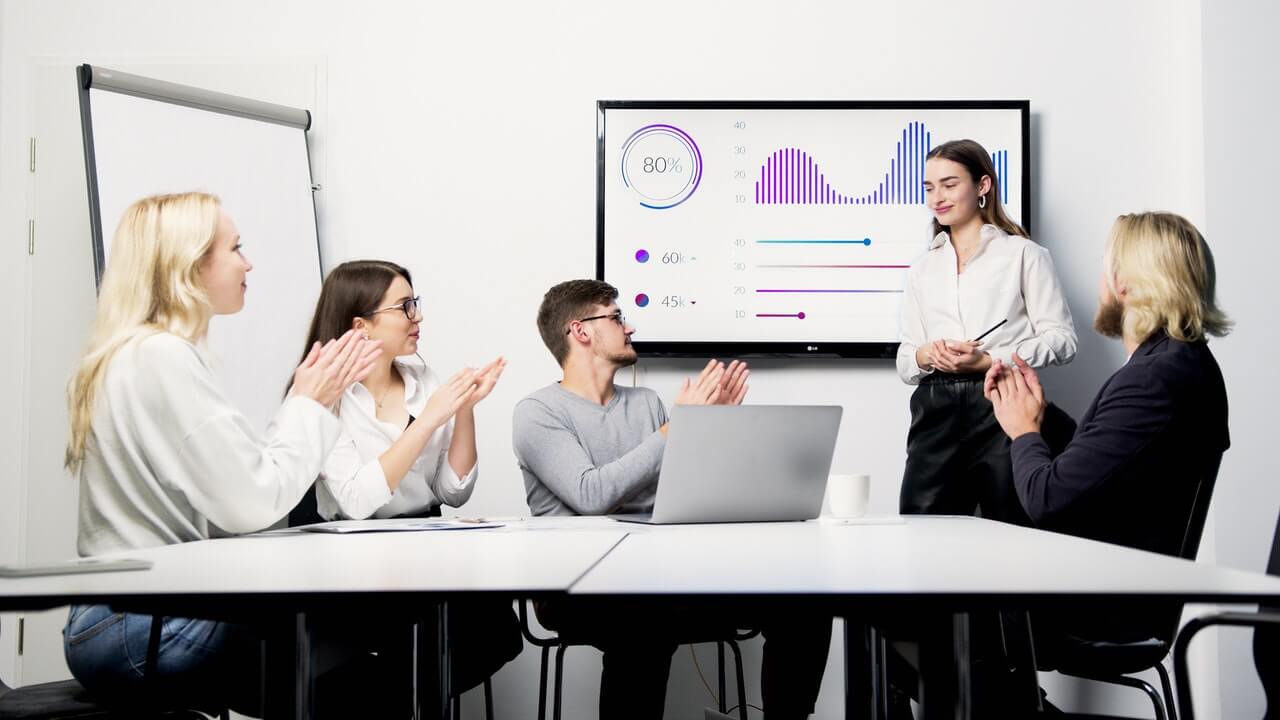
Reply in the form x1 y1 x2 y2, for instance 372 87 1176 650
1173 508 1280 720
1034 462 1221 720
0 615 228 719
287 486 493 719
518 599 756 720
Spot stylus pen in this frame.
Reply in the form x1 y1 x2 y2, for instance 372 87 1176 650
971 318 1008 343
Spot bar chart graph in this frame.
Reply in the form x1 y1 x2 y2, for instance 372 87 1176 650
753 122 1011 207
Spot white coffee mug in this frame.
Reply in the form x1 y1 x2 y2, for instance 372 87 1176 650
828 474 871 518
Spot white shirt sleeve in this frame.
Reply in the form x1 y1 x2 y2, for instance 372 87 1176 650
426 416 479 508
1000 244 1078 368
138 337 343 535
316 428 395 520
896 269 935 385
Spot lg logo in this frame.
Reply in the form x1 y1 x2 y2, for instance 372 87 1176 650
806 345 819 352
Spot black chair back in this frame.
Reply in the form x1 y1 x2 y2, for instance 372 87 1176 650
1178 456 1222 561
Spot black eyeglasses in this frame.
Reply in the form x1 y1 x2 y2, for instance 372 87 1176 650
370 296 420 320
566 311 626 334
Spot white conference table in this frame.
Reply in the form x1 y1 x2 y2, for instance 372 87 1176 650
573 516 1280 719
0 519 628 720
5 516 1280 720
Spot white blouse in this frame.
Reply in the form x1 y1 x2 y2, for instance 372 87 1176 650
316 361 478 520
78 333 343 556
896 224 1078 384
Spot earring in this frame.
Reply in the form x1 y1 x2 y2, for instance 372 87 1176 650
978 194 987 209
362 333 370 341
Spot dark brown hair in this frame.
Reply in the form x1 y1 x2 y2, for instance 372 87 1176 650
285 259 412 396
536 279 618 366
927 139 1027 239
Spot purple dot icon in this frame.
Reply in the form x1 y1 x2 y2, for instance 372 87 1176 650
797 312 806 319
635 249 650 263
635 293 650 308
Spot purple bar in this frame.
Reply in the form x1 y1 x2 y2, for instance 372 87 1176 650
802 152 808 204
772 152 777 204
783 148 793 203
808 153 814 204
812 159 817 204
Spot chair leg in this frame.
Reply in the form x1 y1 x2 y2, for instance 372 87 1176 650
717 641 728 713
728 639 747 720
538 645 550 720
484 677 494 720
1155 662 1178 720
145 615 164 682
1103 674 1168 720
553 645 568 720
869 625 888 720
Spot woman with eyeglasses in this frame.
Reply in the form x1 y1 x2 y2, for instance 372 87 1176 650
288 259 520 703
289 259 503 522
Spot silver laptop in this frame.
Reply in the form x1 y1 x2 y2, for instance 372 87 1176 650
611 404 842 525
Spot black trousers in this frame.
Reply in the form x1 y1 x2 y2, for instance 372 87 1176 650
536 598 832 719
899 373 1030 526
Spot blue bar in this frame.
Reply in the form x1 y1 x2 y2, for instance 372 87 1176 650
910 123 916 204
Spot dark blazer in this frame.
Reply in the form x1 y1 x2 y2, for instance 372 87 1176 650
1013 331 1229 644
1012 331 1229 556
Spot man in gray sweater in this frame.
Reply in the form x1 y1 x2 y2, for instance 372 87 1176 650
513 279 831 719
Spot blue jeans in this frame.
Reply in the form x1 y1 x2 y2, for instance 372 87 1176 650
63 604 261 712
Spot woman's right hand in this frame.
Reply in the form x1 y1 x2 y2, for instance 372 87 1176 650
291 330 383 407
421 368 480 428
915 346 934 371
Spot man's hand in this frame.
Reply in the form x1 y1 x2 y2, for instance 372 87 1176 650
674 359 726 406
984 354 1046 439
716 359 749 405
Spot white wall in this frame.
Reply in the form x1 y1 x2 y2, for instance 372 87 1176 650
1 0 1255 716
1201 0 1280 716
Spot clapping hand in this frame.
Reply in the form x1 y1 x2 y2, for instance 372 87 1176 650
462 357 506 409
674 359 726 406
983 354 1046 439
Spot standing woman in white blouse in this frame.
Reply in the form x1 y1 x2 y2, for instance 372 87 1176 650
289 259 521 702
896 139 1077 523
62 192 381 711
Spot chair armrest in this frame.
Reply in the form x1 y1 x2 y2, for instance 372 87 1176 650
1173 609 1280 720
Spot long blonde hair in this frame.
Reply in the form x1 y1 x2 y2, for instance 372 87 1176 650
65 192 222 472
1107 212 1232 344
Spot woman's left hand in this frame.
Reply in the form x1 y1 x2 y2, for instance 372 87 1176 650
462 357 506 409
933 340 991 373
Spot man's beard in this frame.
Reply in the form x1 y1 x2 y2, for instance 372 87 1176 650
606 344 638 368
1093 296 1124 338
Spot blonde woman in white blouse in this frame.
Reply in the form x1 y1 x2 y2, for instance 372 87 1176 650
896 139 1077 524
289 259 521 701
62 192 381 712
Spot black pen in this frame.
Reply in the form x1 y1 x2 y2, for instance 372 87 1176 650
970 318 1008 343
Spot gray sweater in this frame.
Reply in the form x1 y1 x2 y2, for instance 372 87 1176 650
512 383 668 516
